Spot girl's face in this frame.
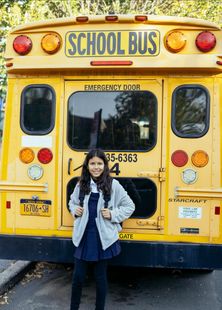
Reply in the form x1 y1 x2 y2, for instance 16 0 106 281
88 156 105 179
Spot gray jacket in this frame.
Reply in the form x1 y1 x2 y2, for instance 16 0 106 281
69 179 135 250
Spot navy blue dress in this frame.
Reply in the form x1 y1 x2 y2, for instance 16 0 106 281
74 192 121 261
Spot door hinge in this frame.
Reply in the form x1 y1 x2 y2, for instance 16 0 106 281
159 168 166 182
137 168 166 182
157 216 164 229
136 216 164 230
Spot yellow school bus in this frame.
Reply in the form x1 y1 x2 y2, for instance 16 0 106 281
1 14 222 269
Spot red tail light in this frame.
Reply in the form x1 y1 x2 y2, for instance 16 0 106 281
195 31 216 52
13 35 32 55
171 150 188 167
37 148 53 164
90 60 133 66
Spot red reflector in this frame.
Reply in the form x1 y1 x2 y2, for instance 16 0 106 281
215 206 220 215
195 31 216 52
135 15 147 22
171 150 188 167
90 61 133 66
37 148 53 164
6 201 11 209
105 16 118 22
216 61 222 65
6 63 13 67
13 35 32 55
76 16 89 22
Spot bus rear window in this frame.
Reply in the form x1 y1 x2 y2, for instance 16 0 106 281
172 85 209 138
67 177 157 218
21 85 55 134
67 91 157 151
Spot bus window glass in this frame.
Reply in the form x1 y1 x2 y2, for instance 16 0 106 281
68 91 157 151
172 86 209 137
21 86 55 134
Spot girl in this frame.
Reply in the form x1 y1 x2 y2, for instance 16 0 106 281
69 149 135 310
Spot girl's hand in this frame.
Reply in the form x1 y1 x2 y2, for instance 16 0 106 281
75 206 84 217
101 208 111 220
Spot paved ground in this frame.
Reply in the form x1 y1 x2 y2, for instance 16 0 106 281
0 259 32 296
1 263 221 310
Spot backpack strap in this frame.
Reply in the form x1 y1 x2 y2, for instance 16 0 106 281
103 193 111 209
79 188 111 208
79 189 85 207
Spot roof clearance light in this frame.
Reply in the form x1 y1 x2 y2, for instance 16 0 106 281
191 150 209 167
195 31 216 52
37 148 53 164
13 35 32 55
135 16 148 22
171 150 188 167
41 33 61 54
105 16 118 22
19 148 35 164
165 31 186 53
76 16 89 22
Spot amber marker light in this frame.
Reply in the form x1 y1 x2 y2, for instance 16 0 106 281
13 35 32 55
195 31 216 52
19 148 35 164
191 150 209 167
41 33 61 54
171 150 188 167
165 31 186 53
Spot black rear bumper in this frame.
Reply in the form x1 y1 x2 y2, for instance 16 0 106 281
0 234 222 269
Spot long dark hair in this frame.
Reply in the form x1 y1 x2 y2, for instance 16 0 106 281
79 149 112 196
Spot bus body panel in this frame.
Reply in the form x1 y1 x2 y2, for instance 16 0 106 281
1 15 222 269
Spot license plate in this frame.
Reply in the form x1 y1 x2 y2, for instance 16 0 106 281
20 199 51 217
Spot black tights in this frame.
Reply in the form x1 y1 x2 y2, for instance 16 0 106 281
70 258 108 310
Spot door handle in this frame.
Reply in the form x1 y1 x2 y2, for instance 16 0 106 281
68 158 72 175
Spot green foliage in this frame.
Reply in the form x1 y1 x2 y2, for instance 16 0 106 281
0 0 221 101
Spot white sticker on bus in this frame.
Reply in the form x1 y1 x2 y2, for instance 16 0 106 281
22 136 52 148
178 207 202 219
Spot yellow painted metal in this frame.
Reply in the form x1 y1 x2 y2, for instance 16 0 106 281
10 15 221 33
137 168 166 182
1 15 222 251
176 187 222 199
0 182 48 192
62 79 164 232
4 15 222 72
